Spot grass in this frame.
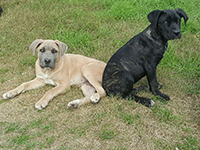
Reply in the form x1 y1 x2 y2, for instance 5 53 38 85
0 0 200 149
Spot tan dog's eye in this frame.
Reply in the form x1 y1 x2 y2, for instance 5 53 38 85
40 48 45 53
52 49 58 53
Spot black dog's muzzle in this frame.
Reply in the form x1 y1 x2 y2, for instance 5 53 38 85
173 30 181 39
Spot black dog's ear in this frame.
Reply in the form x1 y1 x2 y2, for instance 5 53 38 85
147 10 162 27
176 8 188 25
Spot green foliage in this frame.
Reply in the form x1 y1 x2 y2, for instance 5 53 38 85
152 105 181 124
161 47 200 77
67 125 89 137
99 124 118 140
176 136 200 150
19 57 37 68
12 134 30 145
3 119 55 149
115 104 141 124
5 122 21 133
46 136 55 144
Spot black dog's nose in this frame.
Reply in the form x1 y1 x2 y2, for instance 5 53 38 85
44 59 51 64
174 30 180 36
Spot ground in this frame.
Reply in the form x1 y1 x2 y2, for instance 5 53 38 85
0 0 200 149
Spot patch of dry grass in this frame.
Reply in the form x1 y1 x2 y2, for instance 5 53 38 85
0 0 200 149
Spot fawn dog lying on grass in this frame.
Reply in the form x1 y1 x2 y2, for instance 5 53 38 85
2 39 106 109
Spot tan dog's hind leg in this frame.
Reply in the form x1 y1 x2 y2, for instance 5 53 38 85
67 62 106 109
2 78 45 99
67 83 97 109
81 63 106 98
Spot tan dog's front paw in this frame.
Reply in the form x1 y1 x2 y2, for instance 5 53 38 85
2 91 17 100
35 100 48 110
90 93 100 104
67 99 80 109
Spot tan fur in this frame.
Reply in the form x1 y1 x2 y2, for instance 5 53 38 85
2 39 106 109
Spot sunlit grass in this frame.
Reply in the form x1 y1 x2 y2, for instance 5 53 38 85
0 0 199 149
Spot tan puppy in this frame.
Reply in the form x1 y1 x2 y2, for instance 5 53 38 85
2 39 106 110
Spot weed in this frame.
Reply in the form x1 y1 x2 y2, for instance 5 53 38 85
5 123 21 133
99 124 118 140
46 136 54 144
109 147 127 150
115 104 141 124
19 57 37 68
0 68 9 73
176 136 200 150
152 105 180 124
67 125 89 137
12 134 29 145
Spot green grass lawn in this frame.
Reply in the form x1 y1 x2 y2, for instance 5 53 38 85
0 0 200 149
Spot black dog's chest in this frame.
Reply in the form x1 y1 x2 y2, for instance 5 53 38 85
146 45 167 65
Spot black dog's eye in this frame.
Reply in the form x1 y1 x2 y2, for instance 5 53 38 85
52 49 58 53
164 21 168 24
164 20 170 26
177 19 181 23
40 48 45 53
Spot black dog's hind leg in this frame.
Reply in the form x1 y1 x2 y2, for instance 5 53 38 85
132 85 149 94
117 73 155 107
129 84 163 107
133 84 163 94
126 90 155 107
103 71 155 107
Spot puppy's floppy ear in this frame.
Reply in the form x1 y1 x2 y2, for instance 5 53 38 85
29 39 44 55
176 8 188 25
147 9 162 27
55 40 68 57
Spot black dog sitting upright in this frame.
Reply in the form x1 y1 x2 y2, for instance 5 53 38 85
102 9 188 107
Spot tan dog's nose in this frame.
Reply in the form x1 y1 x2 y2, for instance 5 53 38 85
44 59 51 64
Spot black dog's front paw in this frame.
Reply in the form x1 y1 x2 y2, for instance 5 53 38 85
160 92 170 101
154 91 170 101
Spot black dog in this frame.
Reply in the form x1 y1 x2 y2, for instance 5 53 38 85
0 7 3 16
102 9 188 107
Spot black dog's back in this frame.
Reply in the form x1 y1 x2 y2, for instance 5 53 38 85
103 32 146 88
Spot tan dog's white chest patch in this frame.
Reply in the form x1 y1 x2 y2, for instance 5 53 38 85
37 72 57 86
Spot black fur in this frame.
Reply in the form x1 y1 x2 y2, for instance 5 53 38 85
102 9 188 107
0 7 3 16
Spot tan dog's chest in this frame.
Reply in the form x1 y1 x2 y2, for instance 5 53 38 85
37 71 57 86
